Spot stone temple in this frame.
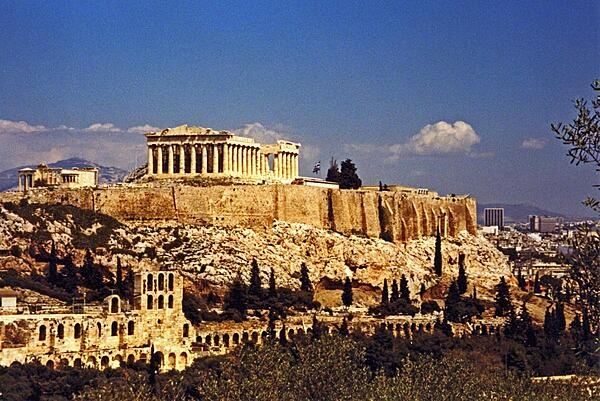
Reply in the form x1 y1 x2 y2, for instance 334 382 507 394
145 125 301 183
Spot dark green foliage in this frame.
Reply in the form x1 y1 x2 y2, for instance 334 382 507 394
325 157 340 182
248 259 262 301
420 300 440 315
381 278 389 304
517 267 526 290
390 279 399 303
224 275 248 319
544 308 559 341
342 276 353 307
268 267 277 299
445 280 485 323
116 256 123 294
80 248 103 290
399 274 410 302
299 262 313 293
61 254 78 293
182 291 204 325
435 318 454 337
338 317 349 337
419 282 426 297
434 229 442 276
555 303 566 332
311 314 325 340
365 324 399 375
534 271 541 293
0 269 72 303
505 301 537 347
338 159 362 189
457 254 467 294
47 240 58 284
494 276 513 317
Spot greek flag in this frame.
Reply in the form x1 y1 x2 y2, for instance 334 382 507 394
312 161 321 174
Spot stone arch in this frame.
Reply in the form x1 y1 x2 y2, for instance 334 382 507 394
418 323 424 332
101 356 110 369
38 324 47 341
395 323 402 333
214 334 220 347
168 353 176 370
158 273 165 291
168 273 174 291
242 332 249 342
223 333 230 347
147 294 153 310
74 358 82 368
158 295 164 309
205 335 212 345
154 352 164 369
297 328 305 335
168 295 174 309
111 321 118 336
97 322 102 337
139 353 148 363
410 323 417 333
426 323 432 332
386 323 393 332
183 323 189 338
87 356 97 368
59 358 69 369
74 323 82 339
110 296 120 313
251 331 259 343
179 352 188 369
288 328 295 338
57 323 64 339
261 331 267 340
127 354 135 365
46 359 54 369
113 355 123 368
233 333 240 345
127 320 135 335
147 273 153 291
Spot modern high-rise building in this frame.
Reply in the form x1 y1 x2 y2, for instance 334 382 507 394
484 208 504 228
529 215 559 233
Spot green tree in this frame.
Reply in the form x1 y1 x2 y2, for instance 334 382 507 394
299 262 313 293
61 254 78 293
533 271 541 293
342 276 353 307
47 240 58 284
224 275 248 319
325 157 341 182
399 274 410 302
80 248 103 289
339 159 362 189
444 280 461 322
338 317 349 337
457 254 468 294
434 229 442 276
248 258 262 302
115 256 123 294
381 278 389 305
268 266 277 299
494 276 513 317
390 279 399 303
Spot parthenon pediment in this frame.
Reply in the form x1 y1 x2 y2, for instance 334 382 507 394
145 124 232 138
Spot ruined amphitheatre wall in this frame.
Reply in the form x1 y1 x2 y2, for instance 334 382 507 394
1 185 477 242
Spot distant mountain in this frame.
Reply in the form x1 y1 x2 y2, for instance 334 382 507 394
0 157 128 191
477 203 579 224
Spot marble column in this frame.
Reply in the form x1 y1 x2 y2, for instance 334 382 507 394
273 154 279 178
250 148 256 176
147 146 154 175
179 145 185 174
213 144 219 174
232 145 238 174
201 145 208 174
191 145 197 174
157 146 163 174
168 145 174 174
223 143 229 174
294 154 298 178
239 146 245 175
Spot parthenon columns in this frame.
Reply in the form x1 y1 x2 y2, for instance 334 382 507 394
190 145 197 174
148 147 154 175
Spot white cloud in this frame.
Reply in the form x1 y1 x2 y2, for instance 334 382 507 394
0 119 47 134
344 121 482 161
127 124 160 134
233 122 286 144
520 137 548 150
84 123 122 133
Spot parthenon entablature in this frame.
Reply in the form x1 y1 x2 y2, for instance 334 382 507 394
145 125 300 183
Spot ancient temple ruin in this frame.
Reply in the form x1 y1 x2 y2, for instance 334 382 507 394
145 125 301 183
18 164 99 192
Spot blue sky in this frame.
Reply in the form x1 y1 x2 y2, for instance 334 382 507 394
0 1 598 216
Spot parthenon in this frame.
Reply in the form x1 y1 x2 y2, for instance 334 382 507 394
145 125 301 183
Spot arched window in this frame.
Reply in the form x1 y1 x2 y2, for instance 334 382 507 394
158 273 164 291
110 297 119 313
39 325 47 341
183 323 189 338
111 321 118 336
97 322 102 337
57 324 64 339
157 295 164 309
168 273 174 291
147 295 153 310
74 323 81 339
147 274 153 291
168 295 174 309
127 321 134 335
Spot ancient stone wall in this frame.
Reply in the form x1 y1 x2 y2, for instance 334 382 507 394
1 184 477 242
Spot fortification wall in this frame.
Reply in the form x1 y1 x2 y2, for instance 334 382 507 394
1 184 477 242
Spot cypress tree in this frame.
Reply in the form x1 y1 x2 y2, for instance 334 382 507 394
311 314 324 340
248 258 262 300
544 308 558 341
299 262 313 293
124 265 135 300
494 276 513 317
224 275 248 318
381 278 389 305
390 279 399 303
116 256 123 292
520 301 537 347
517 267 526 290
582 308 591 341
61 254 78 293
81 248 103 289
434 228 442 276
342 276 353 307
47 240 58 284
419 282 426 297
339 317 349 337
444 280 461 322
457 254 468 294
279 324 287 346
533 271 541 293
268 267 277 299
399 274 410 302
472 286 477 300
555 302 566 333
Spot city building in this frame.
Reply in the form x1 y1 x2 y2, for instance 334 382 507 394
484 208 504 229
145 125 301 184
529 215 560 233
18 164 99 191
